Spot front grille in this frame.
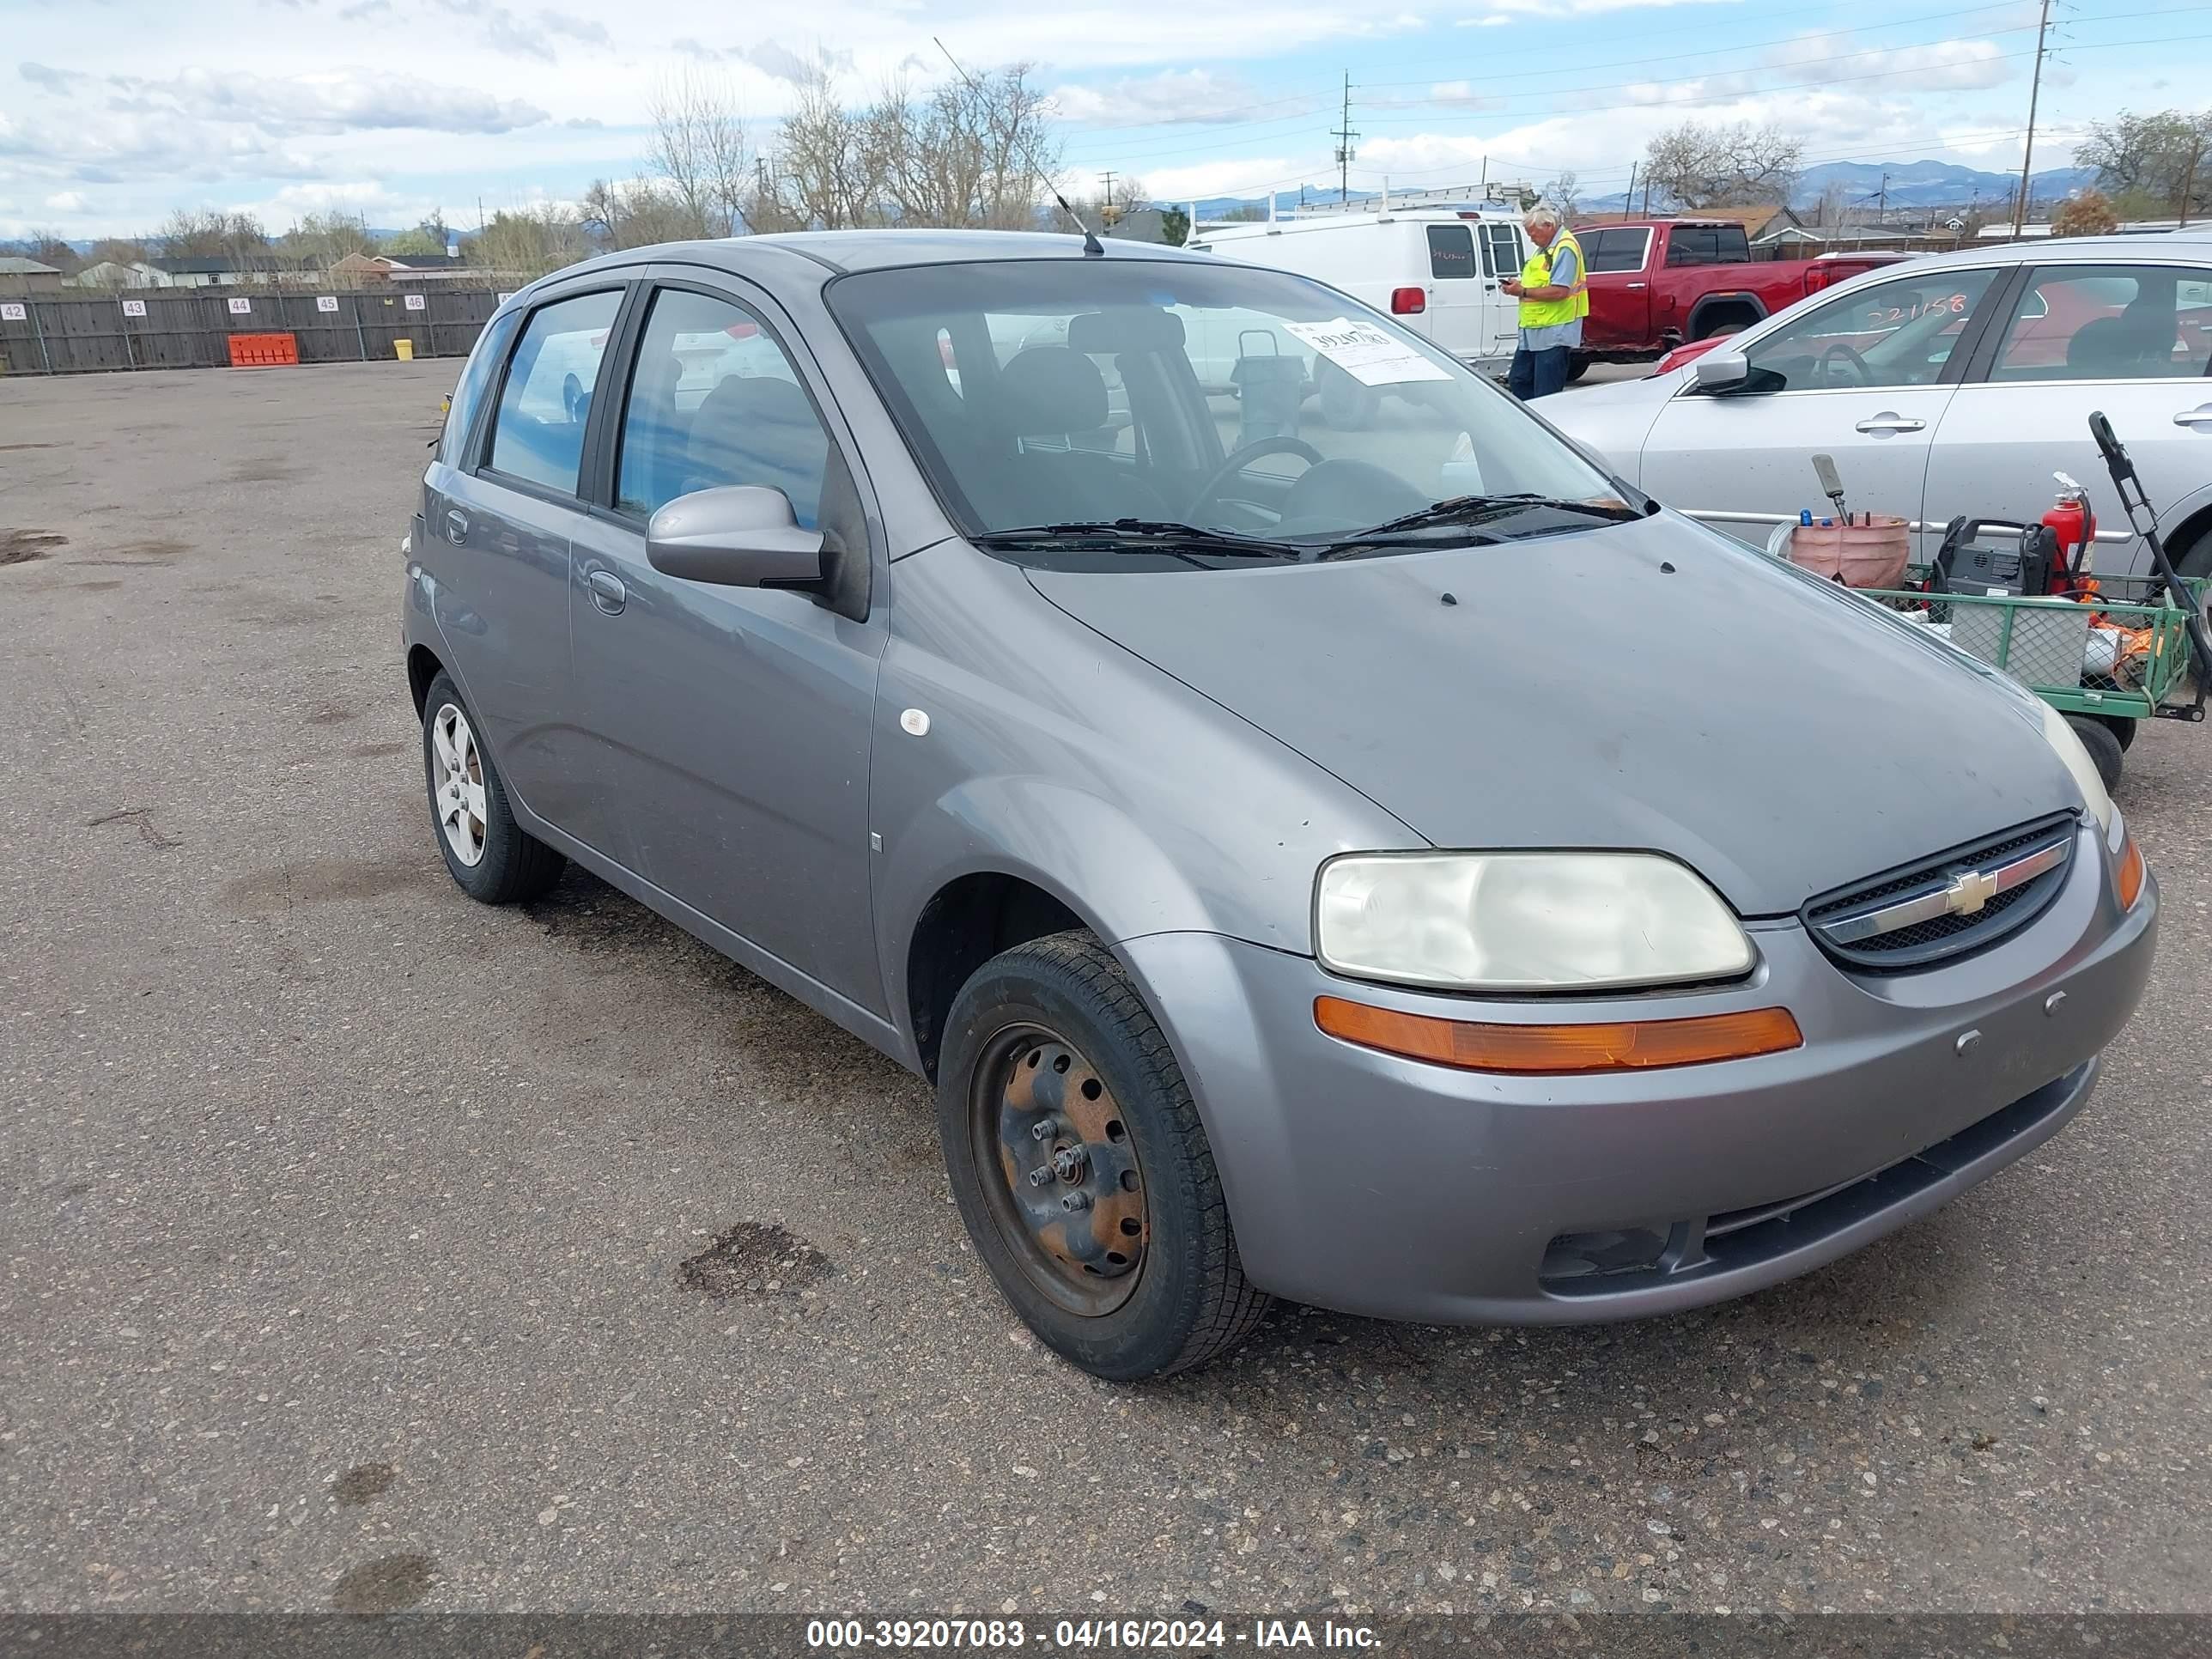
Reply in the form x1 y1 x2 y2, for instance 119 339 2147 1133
1803 813 2076 973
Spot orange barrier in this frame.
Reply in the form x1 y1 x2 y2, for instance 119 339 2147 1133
228 332 299 368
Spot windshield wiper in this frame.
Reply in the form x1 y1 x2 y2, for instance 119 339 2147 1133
1348 493 1644 542
971 519 1303 560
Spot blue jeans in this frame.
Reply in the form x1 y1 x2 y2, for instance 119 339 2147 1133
1510 343 1571 400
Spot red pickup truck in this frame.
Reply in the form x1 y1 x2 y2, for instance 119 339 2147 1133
1570 218 1907 374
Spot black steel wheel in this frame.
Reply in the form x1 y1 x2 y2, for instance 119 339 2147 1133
969 1026 1149 1317
936 931 1270 1380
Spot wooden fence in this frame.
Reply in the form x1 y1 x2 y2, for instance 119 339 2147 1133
0 287 509 375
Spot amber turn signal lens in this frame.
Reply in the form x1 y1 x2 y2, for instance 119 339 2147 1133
1313 995 1802 1076
2117 831 2146 911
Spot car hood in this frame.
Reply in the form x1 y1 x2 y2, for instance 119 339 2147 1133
1024 514 2082 917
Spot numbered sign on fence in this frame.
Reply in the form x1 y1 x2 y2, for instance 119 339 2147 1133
227 296 252 314
121 298 148 317
2 302 27 321
316 295 339 313
404 293 427 312
496 292 517 305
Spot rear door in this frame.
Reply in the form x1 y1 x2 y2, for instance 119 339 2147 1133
1929 259 2212 577
1421 222 1478 356
434 283 628 817
1580 227 1653 351
1636 264 2005 558
1475 219 1526 362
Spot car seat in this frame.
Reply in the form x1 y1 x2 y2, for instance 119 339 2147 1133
988 347 1166 523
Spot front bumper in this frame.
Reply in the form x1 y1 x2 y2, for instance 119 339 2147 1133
1119 825 2156 1324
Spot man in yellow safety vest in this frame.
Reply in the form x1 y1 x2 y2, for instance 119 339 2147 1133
1499 204 1588 400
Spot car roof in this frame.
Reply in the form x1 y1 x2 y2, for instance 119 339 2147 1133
1881 230 2212 273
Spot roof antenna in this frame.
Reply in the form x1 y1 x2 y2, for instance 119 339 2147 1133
933 35 1105 257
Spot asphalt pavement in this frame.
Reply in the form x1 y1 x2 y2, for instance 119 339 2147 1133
2 362 2207 1617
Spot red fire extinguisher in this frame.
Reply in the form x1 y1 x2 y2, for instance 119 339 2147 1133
2044 471 2097 597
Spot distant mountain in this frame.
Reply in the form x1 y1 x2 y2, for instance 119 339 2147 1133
1191 161 2103 222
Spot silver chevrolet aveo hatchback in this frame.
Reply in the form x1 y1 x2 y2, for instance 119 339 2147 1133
403 231 2156 1380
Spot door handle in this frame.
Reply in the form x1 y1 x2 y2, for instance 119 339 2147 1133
587 568 627 615
2174 405 2212 428
445 509 469 544
1854 414 1926 435
1624 282 1647 290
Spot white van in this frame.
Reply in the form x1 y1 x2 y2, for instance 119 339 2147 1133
1185 209 1529 421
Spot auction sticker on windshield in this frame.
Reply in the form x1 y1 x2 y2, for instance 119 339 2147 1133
1282 316 1452 386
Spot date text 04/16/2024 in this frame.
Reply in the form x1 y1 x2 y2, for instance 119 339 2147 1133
805 1619 1383 1650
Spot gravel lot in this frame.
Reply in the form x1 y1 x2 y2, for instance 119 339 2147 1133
3 362 2207 1618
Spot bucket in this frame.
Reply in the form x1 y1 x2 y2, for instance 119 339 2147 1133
1787 516 1911 589
394 338 415 362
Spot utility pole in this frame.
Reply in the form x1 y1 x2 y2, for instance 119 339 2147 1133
2180 138 2202 228
1876 170 1889 227
2012 0 2052 236
1332 72 1358 204
1097 171 1118 219
1625 161 1637 218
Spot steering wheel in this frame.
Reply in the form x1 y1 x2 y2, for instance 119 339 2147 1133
1185 435 1325 518
1817 342 1871 387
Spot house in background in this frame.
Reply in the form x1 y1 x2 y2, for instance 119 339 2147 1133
0 256 65 295
72 260 173 289
148 254 312 288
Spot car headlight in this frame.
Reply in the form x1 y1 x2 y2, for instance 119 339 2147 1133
1315 852 1754 993
2038 702 2114 831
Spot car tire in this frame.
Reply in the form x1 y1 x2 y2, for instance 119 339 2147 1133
935 930 1271 1381
1317 363 1379 430
1565 353 1591 385
2094 714 2138 753
2064 713 2124 793
420 671 565 904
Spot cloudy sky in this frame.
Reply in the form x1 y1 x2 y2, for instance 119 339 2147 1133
3 0 2201 240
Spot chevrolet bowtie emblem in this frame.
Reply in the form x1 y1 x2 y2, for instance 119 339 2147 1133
1945 868 1999 916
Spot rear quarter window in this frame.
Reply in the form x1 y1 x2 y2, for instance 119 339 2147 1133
438 308 520 467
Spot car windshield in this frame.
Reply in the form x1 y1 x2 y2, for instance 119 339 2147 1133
827 257 1624 558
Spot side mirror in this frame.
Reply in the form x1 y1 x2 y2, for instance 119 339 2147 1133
647 485 823 589
1692 350 1751 392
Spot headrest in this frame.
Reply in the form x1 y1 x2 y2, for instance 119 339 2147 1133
2065 316 2148 374
698 372 818 432
994 346 1108 436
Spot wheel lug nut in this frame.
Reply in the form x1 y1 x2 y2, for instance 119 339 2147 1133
1030 1118 1057 1142
1027 1164 1053 1187
1060 1192 1091 1213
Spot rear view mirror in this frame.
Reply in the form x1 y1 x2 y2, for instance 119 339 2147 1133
647 485 823 589
1692 350 1751 392
1067 307 1188 355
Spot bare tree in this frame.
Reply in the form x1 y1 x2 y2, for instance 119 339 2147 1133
475 204 592 279
159 208 272 268
763 55 1057 231
9 228 82 275
1813 179 1851 230
1541 169 1579 217
2080 107 2212 221
648 70 755 237
1643 121 1803 210
281 210 375 266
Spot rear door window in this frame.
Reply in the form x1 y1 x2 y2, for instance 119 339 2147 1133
1666 228 1721 266
1426 224 1476 281
1989 265 2212 382
1479 222 1521 279
486 289 624 494
1586 229 1650 273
